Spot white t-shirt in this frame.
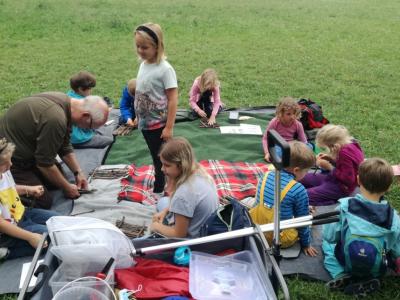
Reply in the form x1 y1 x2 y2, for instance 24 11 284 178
0 171 24 223
135 59 178 130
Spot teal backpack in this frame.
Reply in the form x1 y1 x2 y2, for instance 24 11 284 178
335 220 388 279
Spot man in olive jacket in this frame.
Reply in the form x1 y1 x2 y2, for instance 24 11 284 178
0 92 109 209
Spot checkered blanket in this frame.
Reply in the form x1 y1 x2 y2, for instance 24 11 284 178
118 160 270 205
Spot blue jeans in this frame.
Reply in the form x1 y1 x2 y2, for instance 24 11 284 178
7 208 59 259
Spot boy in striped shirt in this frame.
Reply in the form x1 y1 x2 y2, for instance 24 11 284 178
254 141 317 256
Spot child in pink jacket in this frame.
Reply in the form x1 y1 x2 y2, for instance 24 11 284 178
189 69 222 126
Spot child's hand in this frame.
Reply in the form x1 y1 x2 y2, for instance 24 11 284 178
27 185 45 198
264 153 270 162
303 246 318 257
161 127 173 141
317 157 333 170
28 233 48 249
197 109 207 118
150 221 160 233
309 205 316 214
208 115 216 125
152 212 163 223
126 118 136 127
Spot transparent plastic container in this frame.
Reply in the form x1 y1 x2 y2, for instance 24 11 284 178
53 285 109 300
189 250 274 300
49 260 115 297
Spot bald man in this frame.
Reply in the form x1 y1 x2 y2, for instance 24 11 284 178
0 92 109 208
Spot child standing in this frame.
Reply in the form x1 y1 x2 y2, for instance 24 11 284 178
300 124 364 206
134 23 178 195
262 97 309 162
323 158 400 296
151 137 219 238
189 69 222 126
119 78 137 127
67 71 113 148
0 138 58 260
251 141 318 256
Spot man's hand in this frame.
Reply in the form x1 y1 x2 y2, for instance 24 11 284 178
64 183 80 199
75 172 88 190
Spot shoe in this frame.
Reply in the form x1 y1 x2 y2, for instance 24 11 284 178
325 274 352 291
0 247 9 261
343 278 380 297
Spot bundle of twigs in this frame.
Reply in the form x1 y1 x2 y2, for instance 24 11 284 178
113 125 134 136
89 166 129 180
116 216 147 239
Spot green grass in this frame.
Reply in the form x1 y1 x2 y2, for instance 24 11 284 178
1 0 400 299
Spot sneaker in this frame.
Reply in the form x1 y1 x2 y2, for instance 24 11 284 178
343 278 380 297
326 274 352 291
0 247 9 261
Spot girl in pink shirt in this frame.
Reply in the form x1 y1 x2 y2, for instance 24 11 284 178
189 69 222 126
262 97 308 162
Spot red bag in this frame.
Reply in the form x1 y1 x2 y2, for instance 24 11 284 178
115 257 191 299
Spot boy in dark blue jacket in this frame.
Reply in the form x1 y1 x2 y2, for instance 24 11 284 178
119 79 136 127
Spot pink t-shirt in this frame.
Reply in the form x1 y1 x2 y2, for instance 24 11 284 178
262 117 307 154
189 77 221 117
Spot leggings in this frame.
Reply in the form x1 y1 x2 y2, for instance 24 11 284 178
142 127 165 193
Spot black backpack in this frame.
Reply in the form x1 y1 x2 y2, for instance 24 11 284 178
298 98 329 130
200 197 253 236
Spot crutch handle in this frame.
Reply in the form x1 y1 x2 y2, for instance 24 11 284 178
312 210 340 220
312 216 339 226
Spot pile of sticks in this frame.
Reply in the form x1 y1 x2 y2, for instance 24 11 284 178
116 216 147 238
89 166 129 180
113 125 134 136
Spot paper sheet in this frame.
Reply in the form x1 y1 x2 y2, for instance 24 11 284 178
19 259 44 289
219 124 263 135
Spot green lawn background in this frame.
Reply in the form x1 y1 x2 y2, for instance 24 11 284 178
1 0 400 299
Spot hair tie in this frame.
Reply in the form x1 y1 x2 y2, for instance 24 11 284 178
136 25 159 45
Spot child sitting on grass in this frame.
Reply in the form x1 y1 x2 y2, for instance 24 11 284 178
323 158 400 297
150 137 219 238
189 68 222 126
300 124 364 206
251 141 318 256
0 138 58 260
119 78 137 127
262 97 309 162
67 70 113 148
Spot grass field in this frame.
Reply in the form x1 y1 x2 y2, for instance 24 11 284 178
1 0 400 299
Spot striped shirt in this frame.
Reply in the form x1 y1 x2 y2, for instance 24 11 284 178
255 170 311 247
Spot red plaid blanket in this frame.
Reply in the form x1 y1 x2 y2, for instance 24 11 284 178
118 160 269 205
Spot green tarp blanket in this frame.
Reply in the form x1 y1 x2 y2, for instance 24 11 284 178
106 111 274 165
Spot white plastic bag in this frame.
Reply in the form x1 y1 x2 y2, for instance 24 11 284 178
47 216 135 268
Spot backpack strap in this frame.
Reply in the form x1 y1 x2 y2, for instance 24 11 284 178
257 172 297 207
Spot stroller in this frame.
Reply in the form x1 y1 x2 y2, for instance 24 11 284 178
19 130 338 300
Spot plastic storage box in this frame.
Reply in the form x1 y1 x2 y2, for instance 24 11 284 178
189 250 273 300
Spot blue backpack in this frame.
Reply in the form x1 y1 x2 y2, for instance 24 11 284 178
200 197 253 236
335 220 388 279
